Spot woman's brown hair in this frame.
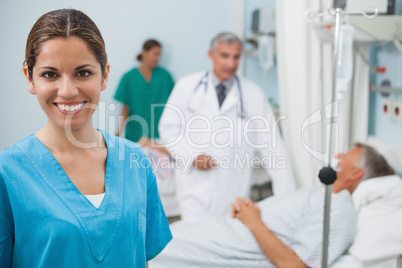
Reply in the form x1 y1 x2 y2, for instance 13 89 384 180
24 9 107 79
136 39 161 62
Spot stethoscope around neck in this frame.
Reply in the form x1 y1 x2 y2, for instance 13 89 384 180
186 71 246 119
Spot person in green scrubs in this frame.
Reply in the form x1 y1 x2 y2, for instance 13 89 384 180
115 39 174 143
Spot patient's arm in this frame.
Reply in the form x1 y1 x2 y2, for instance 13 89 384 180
232 198 307 268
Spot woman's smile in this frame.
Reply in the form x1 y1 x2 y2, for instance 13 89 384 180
55 101 86 113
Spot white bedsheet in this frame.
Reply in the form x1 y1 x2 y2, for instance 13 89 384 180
150 188 356 268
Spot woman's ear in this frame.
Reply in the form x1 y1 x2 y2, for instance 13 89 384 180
101 63 110 92
23 65 36 95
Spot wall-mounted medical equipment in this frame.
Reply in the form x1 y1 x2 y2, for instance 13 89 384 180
394 101 402 120
346 0 396 15
251 8 275 35
307 11 402 52
382 99 402 120
333 0 346 9
324 0 396 14
348 15 402 44
247 8 276 72
371 83 402 96
256 35 275 72
371 79 402 121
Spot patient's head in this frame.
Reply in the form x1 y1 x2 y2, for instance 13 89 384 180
354 143 395 181
334 143 395 193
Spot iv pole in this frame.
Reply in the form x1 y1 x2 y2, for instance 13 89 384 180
320 7 342 268
306 2 378 267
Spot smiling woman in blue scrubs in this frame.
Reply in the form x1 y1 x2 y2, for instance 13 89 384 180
0 9 171 267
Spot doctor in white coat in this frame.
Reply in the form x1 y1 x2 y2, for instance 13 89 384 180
158 32 296 222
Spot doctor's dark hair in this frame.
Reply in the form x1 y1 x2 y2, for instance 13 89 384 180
354 143 395 180
210 32 242 52
24 9 107 79
136 39 161 62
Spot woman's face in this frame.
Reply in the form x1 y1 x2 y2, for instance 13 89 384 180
23 36 109 131
142 46 161 68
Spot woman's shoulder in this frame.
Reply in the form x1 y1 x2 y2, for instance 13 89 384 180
0 135 35 157
0 135 36 172
0 145 19 168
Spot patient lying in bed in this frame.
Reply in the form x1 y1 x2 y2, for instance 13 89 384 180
150 143 396 268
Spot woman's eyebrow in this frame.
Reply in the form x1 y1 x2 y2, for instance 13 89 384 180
75 64 96 70
37 64 96 71
37 66 58 71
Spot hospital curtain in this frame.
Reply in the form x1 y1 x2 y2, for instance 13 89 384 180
337 47 370 168
276 0 370 187
340 47 370 148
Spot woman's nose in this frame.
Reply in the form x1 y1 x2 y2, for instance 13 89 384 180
58 76 78 98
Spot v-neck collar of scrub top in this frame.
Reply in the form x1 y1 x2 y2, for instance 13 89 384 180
17 130 124 262
136 67 153 84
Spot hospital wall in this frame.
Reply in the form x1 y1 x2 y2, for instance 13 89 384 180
368 1 402 148
0 0 244 150
368 43 402 147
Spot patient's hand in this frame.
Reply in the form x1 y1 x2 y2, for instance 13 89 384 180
231 198 262 228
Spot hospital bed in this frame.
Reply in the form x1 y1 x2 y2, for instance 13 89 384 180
149 138 402 268
331 137 402 268
150 173 402 268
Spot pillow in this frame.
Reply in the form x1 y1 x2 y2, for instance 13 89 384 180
331 255 363 268
348 175 402 264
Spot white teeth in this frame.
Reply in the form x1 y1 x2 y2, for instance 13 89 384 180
57 102 84 112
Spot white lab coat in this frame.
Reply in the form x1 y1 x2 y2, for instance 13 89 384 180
159 70 296 222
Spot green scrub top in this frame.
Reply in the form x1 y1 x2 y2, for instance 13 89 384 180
114 66 174 142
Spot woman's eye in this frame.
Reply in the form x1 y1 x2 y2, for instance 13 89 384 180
42 72 57 78
77 70 91 77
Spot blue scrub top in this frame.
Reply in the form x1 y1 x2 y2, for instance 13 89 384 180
0 130 172 267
